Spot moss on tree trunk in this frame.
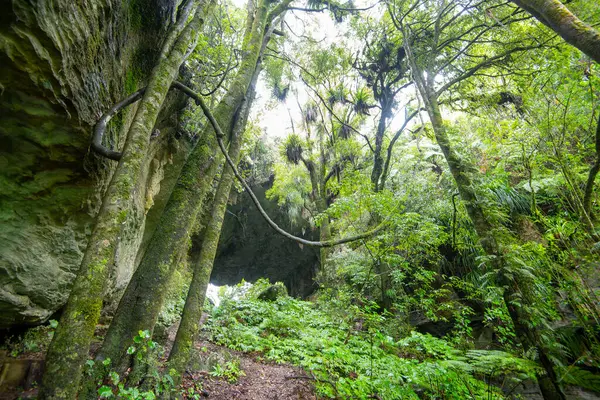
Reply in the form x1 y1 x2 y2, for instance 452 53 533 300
39 5 207 398
511 0 600 64
371 105 393 192
168 62 260 378
425 91 566 400
583 114 600 220
97 0 272 371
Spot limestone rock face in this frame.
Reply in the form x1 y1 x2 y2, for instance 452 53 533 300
211 179 319 298
0 0 187 328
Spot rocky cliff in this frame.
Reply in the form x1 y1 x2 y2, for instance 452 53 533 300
0 0 190 328
211 179 320 298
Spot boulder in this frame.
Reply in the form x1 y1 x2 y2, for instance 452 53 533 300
257 283 288 301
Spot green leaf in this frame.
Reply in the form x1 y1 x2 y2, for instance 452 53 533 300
109 371 120 385
562 367 600 392
97 385 113 398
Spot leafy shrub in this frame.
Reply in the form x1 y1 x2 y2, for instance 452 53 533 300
206 287 539 399
88 331 204 400
210 359 246 383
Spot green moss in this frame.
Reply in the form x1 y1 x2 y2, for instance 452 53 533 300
124 67 143 94
117 210 128 223
127 0 144 30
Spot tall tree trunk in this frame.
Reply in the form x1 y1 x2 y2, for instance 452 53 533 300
300 156 331 270
511 0 600 64
167 63 259 378
583 114 600 220
405 29 565 394
424 89 566 400
97 0 275 372
371 104 392 192
39 5 206 398
319 211 332 271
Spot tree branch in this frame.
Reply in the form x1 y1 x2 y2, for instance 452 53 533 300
436 44 542 97
380 110 421 189
173 81 388 248
91 88 146 160
510 0 600 63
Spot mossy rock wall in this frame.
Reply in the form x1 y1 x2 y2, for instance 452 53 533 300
210 179 319 298
0 0 190 328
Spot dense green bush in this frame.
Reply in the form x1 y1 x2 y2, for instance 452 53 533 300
206 281 540 399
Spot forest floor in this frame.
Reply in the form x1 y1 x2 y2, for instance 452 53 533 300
166 314 316 399
0 319 316 400
180 340 316 400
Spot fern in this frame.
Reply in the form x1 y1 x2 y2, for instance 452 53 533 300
561 367 600 393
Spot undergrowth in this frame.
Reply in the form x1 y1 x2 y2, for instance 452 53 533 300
206 279 541 399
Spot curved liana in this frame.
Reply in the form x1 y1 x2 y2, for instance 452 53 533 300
92 88 146 160
92 81 387 247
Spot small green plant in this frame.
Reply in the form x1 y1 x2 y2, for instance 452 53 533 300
206 285 538 399
127 330 157 360
210 359 245 383
88 331 185 399
2 320 58 357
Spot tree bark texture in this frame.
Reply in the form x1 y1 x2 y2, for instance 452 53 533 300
97 0 274 371
39 5 207 398
371 105 393 192
167 62 260 378
424 90 566 400
583 114 600 219
511 0 600 63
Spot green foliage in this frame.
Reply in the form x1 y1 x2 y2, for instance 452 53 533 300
156 263 190 338
210 359 246 383
207 288 540 399
2 320 58 357
561 366 600 393
239 130 276 186
85 331 201 399
280 133 305 165
266 162 312 226
352 87 372 116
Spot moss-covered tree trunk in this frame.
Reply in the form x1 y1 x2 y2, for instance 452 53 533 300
319 209 332 271
583 114 600 220
303 161 331 271
39 4 207 398
371 104 393 192
511 0 600 64
511 0 600 226
422 85 566 400
167 62 260 377
317 134 332 270
96 0 284 371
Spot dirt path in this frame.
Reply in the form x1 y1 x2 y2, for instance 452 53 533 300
1 319 316 400
180 341 316 400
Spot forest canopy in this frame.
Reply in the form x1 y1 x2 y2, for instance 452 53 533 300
1 0 600 399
